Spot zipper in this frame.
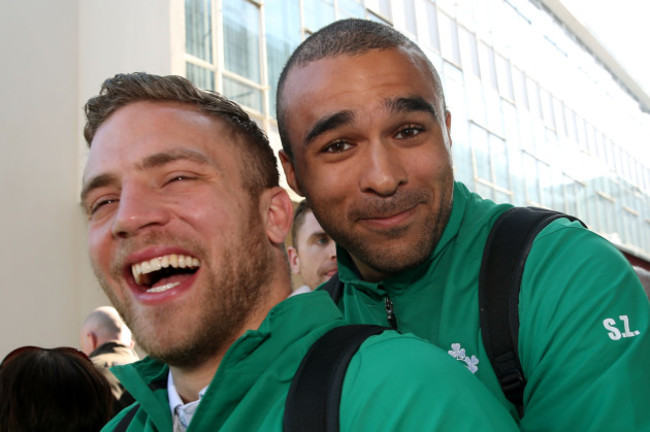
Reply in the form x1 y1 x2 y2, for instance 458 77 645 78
384 297 398 330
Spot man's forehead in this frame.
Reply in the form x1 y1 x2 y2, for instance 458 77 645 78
81 102 231 194
298 212 326 237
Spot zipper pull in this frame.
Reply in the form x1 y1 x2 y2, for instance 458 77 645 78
384 297 398 330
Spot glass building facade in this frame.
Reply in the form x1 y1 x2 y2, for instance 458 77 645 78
183 0 650 262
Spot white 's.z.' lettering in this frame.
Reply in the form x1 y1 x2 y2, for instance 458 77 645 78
603 315 641 340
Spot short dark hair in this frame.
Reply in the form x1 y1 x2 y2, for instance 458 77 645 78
291 200 313 248
0 346 113 432
84 72 279 196
276 18 446 160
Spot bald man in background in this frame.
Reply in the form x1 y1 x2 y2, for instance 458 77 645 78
81 306 139 414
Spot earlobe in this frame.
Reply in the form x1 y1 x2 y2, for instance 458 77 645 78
279 150 304 196
263 186 294 245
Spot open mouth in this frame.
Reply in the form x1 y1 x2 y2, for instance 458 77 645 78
131 254 200 293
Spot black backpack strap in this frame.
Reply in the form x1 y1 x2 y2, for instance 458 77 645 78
112 403 140 432
284 324 386 432
321 272 343 303
479 206 584 417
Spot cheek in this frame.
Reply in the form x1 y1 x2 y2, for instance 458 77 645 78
300 162 352 204
410 148 452 180
87 226 111 267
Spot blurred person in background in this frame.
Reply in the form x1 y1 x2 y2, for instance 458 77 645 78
287 200 337 295
81 305 139 414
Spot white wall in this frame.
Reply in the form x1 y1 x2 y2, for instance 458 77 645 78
0 0 184 358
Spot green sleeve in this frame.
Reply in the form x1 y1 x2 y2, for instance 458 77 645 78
519 220 650 430
339 332 520 431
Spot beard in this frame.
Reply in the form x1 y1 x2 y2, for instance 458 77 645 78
94 203 274 369
308 171 454 277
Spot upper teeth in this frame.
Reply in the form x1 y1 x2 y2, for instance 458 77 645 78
131 254 200 285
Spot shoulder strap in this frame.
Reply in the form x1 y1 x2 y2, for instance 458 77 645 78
479 206 584 417
112 403 140 432
284 324 386 432
322 273 343 303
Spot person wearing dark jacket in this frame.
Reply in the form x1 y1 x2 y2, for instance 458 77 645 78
81 305 139 415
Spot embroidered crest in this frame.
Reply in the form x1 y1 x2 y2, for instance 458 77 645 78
448 343 479 374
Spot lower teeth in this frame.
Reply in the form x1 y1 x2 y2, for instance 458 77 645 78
146 282 180 293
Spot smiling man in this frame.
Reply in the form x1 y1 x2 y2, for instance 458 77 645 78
81 72 520 431
287 200 337 293
277 19 650 430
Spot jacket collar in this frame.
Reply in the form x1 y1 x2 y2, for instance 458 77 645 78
110 292 343 430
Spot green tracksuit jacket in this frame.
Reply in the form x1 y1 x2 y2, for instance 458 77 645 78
331 181 650 430
102 291 519 431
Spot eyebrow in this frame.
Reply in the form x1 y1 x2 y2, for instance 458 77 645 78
384 96 438 119
304 110 355 146
80 173 118 206
80 148 211 203
140 149 210 169
307 230 329 240
303 96 438 147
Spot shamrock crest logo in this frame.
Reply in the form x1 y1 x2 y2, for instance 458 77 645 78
448 343 479 374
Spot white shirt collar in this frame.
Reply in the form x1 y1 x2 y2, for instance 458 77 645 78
167 370 208 416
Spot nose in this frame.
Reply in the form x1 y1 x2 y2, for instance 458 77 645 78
358 141 407 196
326 240 336 260
111 184 170 238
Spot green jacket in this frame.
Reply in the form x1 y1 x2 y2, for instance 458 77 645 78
103 291 518 431
333 181 650 430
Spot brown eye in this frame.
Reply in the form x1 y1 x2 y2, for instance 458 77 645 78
323 141 352 153
395 126 423 139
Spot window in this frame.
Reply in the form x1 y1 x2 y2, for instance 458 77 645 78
553 97 566 138
512 67 529 110
223 0 263 112
458 26 480 78
496 54 514 100
470 122 511 201
438 12 460 65
304 0 335 32
366 0 392 20
265 0 301 117
338 0 366 18
539 88 554 130
185 0 212 63
421 0 440 51
403 0 417 36
523 154 541 205
478 42 498 90
526 78 542 119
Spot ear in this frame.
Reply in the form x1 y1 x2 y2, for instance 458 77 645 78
279 150 304 196
261 186 294 246
82 331 98 354
287 246 301 275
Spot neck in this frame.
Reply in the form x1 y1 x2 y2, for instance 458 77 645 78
169 352 225 403
352 256 391 282
170 276 292 403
